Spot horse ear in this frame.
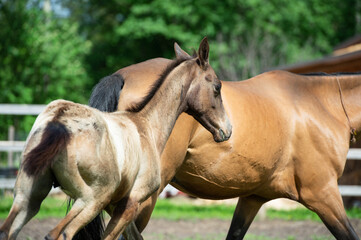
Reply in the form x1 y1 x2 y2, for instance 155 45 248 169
197 37 209 69
174 42 190 59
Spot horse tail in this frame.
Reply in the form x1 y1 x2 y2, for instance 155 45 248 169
23 120 70 177
88 73 125 112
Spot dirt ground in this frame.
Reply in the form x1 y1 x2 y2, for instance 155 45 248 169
5 218 361 240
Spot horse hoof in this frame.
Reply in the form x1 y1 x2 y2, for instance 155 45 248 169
44 232 66 240
0 231 8 240
44 234 54 240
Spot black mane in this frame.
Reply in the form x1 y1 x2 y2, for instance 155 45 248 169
88 74 124 112
127 56 193 112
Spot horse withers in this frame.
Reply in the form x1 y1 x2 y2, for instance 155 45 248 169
0 37 231 240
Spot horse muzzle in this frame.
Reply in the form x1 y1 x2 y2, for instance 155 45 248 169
214 124 232 142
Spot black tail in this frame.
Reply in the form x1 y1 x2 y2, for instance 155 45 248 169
71 73 124 239
88 73 125 112
23 121 70 176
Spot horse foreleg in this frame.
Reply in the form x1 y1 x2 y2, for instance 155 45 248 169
300 179 359 240
226 196 266 240
0 170 52 240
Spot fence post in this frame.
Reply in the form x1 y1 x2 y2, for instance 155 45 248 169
7 126 15 167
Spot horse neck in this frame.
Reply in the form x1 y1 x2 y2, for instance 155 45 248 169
134 67 190 155
336 75 361 132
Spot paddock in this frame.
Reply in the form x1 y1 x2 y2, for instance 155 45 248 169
1 196 360 240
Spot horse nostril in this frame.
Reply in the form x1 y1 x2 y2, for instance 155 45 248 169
219 129 225 140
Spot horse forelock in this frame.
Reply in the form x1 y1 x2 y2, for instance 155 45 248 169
126 56 195 112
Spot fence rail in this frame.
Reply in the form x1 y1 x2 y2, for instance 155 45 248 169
0 141 26 152
3 140 361 158
1 104 361 197
0 104 46 115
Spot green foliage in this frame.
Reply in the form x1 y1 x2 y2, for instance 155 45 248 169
0 0 91 140
0 0 359 143
0 1 90 105
61 0 359 82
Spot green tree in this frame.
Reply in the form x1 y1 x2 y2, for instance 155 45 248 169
0 0 91 140
61 0 359 83
1 0 359 138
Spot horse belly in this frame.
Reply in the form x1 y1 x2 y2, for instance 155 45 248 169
172 127 290 199
173 148 270 199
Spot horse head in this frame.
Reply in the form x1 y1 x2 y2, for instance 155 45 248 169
175 37 232 142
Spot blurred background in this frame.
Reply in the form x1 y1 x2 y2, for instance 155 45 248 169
1 1 361 238
1 0 360 140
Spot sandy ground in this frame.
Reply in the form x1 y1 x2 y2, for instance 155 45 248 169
2 197 360 239
3 217 360 240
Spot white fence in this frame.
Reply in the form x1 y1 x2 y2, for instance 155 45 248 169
0 104 46 115
0 104 361 197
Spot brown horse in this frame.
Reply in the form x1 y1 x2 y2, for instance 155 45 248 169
88 56 361 240
0 38 231 240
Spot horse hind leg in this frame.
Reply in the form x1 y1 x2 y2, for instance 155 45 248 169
0 170 53 239
45 194 110 240
226 196 266 240
299 179 359 240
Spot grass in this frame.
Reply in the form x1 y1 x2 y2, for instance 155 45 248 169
151 199 236 220
267 207 361 222
0 195 68 219
0 196 361 222
266 208 320 221
151 198 361 222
